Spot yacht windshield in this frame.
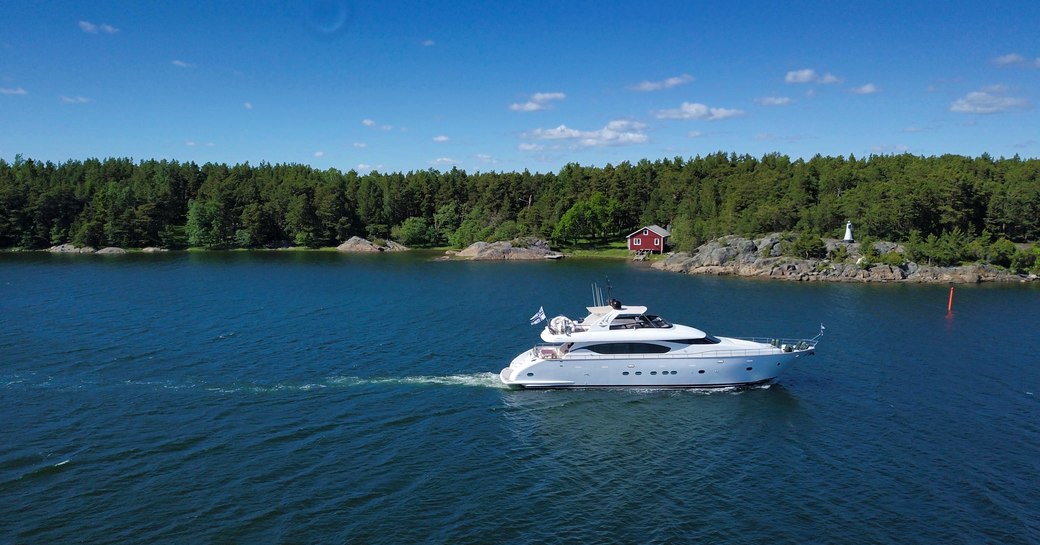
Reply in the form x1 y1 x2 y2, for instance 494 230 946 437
608 314 673 330
647 315 671 328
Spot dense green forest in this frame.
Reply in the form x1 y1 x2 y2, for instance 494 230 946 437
2 152 1039 270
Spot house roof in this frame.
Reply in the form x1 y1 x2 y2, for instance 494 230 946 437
626 225 671 239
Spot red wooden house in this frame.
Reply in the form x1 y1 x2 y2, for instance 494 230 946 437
626 225 670 253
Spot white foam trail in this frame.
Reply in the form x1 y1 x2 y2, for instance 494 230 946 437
327 372 510 389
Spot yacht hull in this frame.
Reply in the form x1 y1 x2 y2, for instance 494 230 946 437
500 348 812 389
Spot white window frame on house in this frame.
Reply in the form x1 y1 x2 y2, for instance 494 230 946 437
642 229 649 235
654 238 660 246
633 238 642 246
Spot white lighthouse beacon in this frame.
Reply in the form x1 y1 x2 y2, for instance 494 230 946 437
843 221 854 242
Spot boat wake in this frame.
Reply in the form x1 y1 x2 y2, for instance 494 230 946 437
327 372 511 389
2 372 512 394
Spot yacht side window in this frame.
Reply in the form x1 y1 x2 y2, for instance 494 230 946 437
584 343 672 354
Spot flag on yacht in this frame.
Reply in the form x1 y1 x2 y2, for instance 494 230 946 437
530 306 546 325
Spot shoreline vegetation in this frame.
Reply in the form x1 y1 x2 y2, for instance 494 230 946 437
24 232 1039 284
3 152 1039 282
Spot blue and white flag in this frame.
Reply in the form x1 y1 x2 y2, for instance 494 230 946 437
530 306 546 325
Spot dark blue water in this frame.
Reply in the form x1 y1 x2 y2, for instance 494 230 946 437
2 252 1039 544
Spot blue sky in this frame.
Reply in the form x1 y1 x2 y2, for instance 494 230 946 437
2 1 1038 174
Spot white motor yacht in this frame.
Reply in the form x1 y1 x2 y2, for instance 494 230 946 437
500 296 821 389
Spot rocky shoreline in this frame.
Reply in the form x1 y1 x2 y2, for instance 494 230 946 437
653 234 1038 284
28 235 1039 283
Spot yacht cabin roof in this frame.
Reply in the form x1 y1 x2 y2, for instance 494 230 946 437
541 304 708 343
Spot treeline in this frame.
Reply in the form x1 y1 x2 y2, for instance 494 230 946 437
1 152 1038 257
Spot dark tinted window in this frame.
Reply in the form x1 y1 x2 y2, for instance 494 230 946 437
673 336 721 345
580 343 672 354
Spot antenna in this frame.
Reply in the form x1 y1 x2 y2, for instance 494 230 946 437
605 276 613 301
591 282 603 307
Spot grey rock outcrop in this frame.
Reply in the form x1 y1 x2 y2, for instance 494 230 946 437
48 244 96 254
653 234 1031 283
456 239 562 260
97 247 127 255
336 237 409 253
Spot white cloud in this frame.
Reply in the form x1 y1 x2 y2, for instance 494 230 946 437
475 153 498 164
171 60 193 68
518 142 543 152
526 119 648 148
243 101 253 109
510 91 566 112
755 96 792 106
352 142 367 148
531 92 565 102
422 39 436 47
429 157 457 166
993 53 1040 67
360 118 392 130
994 53 1026 66
79 21 119 34
630 74 694 92
185 140 197 147
356 163 383 172
950 89 1030 114
849 83 879 94
432 135 450 142
785 69 816 83
785 68 841 84
688 131 703 138
60 95 91 103
313 151 325 157
654 102 745 121
1 87 27 95
532 125 582 139
510 101 543 112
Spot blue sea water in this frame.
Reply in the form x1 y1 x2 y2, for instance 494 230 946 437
1 251 1039 544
